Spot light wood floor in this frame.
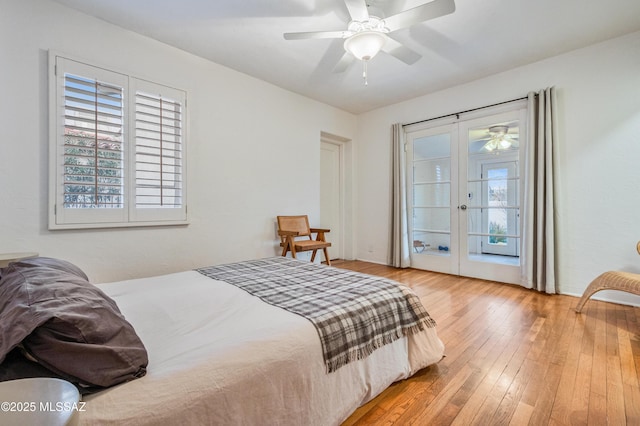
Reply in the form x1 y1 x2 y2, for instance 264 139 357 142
334 260 640 426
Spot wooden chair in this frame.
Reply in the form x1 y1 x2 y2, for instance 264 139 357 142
277 215 331 265
575 241 640 313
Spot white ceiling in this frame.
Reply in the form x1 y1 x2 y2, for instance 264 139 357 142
52 0 640 114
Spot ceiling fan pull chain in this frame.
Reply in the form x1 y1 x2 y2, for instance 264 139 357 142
363 61 368 86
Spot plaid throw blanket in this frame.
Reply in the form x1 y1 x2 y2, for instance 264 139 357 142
197 257 436 373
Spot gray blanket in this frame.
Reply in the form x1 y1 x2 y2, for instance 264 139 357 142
197 257 436 373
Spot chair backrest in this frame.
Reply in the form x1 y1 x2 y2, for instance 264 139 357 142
277 215 311 240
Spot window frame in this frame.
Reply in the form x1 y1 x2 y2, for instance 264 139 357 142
48 51 188 230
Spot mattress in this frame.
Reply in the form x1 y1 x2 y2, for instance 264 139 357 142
80 265 444 425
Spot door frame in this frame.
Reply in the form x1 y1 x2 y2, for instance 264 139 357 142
320 131 354 260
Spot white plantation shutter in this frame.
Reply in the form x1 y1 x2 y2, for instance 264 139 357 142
135 92 182 207
130 80 187 223
50 54 188 229
52 58 129 226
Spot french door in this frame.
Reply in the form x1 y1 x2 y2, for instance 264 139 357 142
406 107 526 284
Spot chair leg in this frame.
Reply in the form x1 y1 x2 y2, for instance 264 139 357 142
575 271 640 313
323 248 331 266
575 278 603 313
310 250 317 263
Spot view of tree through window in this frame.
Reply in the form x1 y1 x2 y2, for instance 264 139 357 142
63 74 124 208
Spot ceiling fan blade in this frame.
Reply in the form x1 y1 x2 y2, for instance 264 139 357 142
382 37 421 65
343 0 370 22
283 30 349 40
476 136 518 142
332 51 354 73
384 0 456 32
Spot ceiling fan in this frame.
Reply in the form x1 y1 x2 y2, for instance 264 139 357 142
479 125 519 152
283 0 456 84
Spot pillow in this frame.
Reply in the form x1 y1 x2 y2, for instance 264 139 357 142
0 260 148 391
7 256 89 281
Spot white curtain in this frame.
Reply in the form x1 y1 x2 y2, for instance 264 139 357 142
521 87 558 293
389 123 411 268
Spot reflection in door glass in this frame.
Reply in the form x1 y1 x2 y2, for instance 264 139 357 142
412 134 451 257
487 168 508 245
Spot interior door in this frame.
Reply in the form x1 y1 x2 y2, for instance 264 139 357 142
320 141 342 260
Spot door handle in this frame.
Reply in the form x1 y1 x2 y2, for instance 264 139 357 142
459 204 467 210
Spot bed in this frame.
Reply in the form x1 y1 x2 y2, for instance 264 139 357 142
0 256 444 425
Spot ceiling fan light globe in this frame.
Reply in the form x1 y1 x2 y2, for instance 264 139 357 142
499 138 512 149
344 31 387 61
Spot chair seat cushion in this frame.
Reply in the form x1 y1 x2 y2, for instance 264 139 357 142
279 240 331 249
293 240 331 250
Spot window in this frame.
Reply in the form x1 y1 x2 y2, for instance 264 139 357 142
49 54 187 229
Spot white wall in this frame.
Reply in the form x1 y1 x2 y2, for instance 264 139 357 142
356 31 640 303
2 0 638 305
0 0 356 282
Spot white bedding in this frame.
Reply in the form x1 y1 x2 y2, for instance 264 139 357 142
81 270 444 425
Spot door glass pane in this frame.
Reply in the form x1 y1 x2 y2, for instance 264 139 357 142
466 120 520 264
412 134 451 256
486 167 509 246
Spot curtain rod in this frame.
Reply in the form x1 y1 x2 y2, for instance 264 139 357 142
402 95 530 127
